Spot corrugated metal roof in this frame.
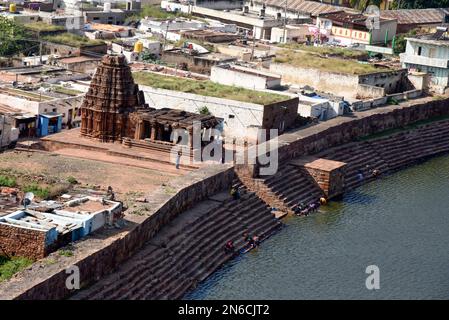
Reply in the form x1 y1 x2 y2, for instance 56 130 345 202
255 0 344 17
380 8 449 25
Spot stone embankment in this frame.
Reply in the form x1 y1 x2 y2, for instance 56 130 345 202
1 95 448 300
319 118 449 190
239 118 449 214
72 184 282 300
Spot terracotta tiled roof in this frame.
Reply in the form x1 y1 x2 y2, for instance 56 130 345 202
254 0 344 17
380 8 449 25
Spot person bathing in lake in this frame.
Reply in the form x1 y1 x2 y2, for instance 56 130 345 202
224 240 235 254
357 170 365 182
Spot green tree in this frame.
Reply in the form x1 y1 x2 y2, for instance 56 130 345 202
349 0 383 10
198 106 211 115
394 29 418 54
392 0 449 9
0 17 29 56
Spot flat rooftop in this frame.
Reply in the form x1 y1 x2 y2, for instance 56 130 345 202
133 71 290 105
296 157 347 172
0 85 82 101
406 28 449 44
274 50 382 75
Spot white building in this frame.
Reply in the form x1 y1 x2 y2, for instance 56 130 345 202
270 24 315 44
0 112 19 150
316 12 397 46
297 94 344 121
210 64 281 90
138 17 207 34
400 28 449 94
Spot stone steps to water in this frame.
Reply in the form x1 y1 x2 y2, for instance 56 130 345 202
72 184 281 300
254 119 449 210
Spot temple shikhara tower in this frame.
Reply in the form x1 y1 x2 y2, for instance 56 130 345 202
79 54 220 152
80 55 148 142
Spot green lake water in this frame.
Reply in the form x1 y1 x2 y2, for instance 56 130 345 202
186 155 449 300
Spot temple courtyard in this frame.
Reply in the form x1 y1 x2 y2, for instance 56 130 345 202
0 149 183 195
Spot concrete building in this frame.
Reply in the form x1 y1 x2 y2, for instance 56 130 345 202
269 57 412 99
317 11 397 46
135 72 299 139
190 5 310 41
139 17 207 33
296 94 344 121
0 196 122 259
270 24 315 43
162 0 243 12
210 64 281 90
0 112 19 150
0 84 84 132
84 22 136 39
54 0 141 25
38 12 85 31
0 104 36 139
400 28 449 94
244 0 342 21
161 48 237 74
0 10 40 24
56 55 101 74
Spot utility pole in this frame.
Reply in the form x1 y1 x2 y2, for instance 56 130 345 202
39 41 43 64
162 20 170 58
250 28 256 61
282 0 287 44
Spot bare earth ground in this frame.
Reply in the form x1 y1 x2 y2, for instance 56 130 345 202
0 150 181 195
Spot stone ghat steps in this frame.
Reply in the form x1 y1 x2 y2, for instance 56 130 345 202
71 186 282 300
259 165 324 211
320 119 449 190
319 142 390 191
371 124 449 171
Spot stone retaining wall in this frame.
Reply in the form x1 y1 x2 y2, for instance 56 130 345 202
0 224 47 260
0 164 234 300
243 96 449 177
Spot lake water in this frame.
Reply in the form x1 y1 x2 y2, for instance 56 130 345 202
185 155 449 300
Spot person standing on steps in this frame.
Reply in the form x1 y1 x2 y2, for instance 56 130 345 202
357 169 365 182
230 186 241 200
175 151 182 169
243 232 251 243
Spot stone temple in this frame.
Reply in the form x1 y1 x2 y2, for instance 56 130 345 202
80 54 220 152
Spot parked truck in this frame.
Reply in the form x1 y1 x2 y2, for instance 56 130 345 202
0 114 19 151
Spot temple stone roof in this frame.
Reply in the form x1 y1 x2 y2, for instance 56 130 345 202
81 54 148 114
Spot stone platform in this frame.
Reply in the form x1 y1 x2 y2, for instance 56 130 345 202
40 128 199 173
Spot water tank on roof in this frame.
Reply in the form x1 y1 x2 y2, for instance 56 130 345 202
9 3 16 13
104 2 111 12
134 41 143 53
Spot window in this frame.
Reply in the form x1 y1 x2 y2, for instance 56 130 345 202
52 108 57 112
417 46 422 56
228 114 235 119
429 47 436 58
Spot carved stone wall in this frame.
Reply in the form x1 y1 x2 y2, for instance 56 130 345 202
80 55 148 142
